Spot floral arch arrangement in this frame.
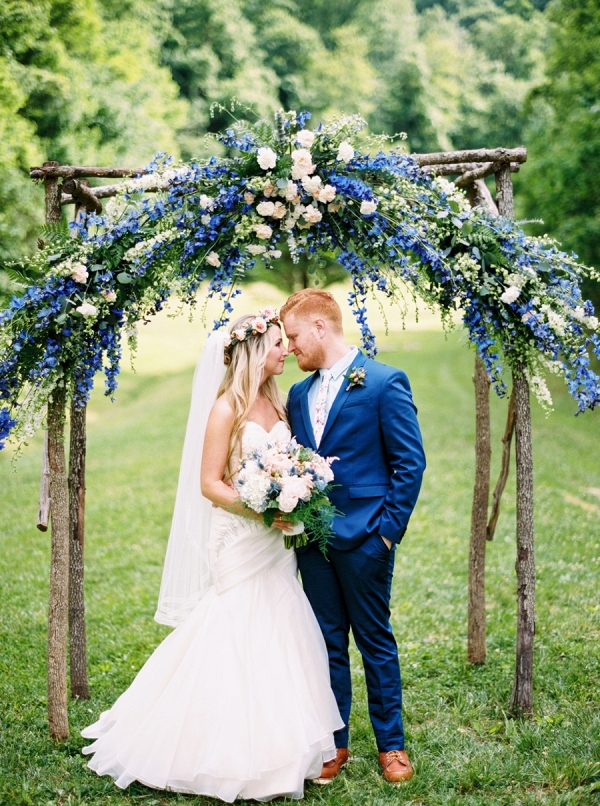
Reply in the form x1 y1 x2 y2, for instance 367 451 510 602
1 110 599 449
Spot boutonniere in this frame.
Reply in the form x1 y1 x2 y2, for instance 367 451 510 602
344 366 367 391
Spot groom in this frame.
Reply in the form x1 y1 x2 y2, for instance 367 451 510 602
281 289 426 784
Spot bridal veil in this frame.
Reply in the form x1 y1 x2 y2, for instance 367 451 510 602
154 331 227 627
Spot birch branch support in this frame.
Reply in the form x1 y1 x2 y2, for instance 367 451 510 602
424 162 520 177
32 166 146 180
68 402 89 699
509 367 536 715
467 356 491 664
46 388 70 740
62 179 102 214
37 431 51 531
487 393 516 541
413 146 527 168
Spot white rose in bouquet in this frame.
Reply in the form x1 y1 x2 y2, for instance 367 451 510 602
278 475 314 513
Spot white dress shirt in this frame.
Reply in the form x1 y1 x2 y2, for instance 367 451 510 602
308 347 359 434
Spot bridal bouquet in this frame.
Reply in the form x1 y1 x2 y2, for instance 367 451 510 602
235 439 339 553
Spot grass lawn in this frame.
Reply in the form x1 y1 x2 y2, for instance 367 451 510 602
1 328 599 806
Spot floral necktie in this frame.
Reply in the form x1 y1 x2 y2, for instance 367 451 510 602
313 370 332 448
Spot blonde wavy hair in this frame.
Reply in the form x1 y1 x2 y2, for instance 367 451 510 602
218 314 288 476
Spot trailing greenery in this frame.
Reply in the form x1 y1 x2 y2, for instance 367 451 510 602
1 330 599 805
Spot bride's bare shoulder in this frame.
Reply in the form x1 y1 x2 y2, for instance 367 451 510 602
208 392 235 426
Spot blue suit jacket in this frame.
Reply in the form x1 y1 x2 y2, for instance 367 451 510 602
287 351 426 550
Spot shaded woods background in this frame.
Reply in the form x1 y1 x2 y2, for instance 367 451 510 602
1 0 598 302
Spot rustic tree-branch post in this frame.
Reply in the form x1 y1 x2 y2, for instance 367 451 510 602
43 161 71 739
467 356 491 663
464 179 496 664
65 193 97 700
68 399 89 699
495 164 536 714
509 364 535 714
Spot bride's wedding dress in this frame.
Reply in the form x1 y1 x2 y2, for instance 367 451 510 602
82 421 343 802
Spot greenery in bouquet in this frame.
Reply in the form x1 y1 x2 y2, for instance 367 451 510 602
1 107 600 452
235 440 339 555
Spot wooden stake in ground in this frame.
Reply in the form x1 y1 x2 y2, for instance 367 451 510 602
68 400 89 699
495 164 536 714
47 386 70 739
467 356 491 663
43 161 71 739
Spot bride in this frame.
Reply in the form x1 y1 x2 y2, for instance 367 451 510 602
81 310 343 802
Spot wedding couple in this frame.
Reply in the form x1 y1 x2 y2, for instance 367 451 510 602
82 289 426 802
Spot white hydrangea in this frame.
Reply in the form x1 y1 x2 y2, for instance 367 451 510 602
238 470 272 512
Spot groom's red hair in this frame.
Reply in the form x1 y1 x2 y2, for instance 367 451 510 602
280 289 343 333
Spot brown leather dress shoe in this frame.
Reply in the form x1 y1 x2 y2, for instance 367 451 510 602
378 750 414 783
311 747 349 784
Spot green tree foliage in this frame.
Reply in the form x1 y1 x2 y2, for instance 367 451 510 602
0 0 597 300
0 0 186 301
518 0 600 301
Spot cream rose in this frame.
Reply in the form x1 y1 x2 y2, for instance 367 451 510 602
253 318 268 333
254 224 273 240
199 194 213 210
271 201 287 219
233 328 247 342
281 181 299 202
301 175 322 196
291 149 316 180
256 200 275 216
243 191 255 204
206 251 221 267
76 302 97 318
318 185 336 203
257 147 277 170
71 264 89 283
336 141 354 162
100 289 117 302
303 206 322 225
360 199 378 215
296 129 315 148
247 244 267 255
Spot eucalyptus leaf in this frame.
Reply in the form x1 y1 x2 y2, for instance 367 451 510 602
449 200 461 213
55 313 67 324
452 217 463 229
436 210 449 219
90 264 104 272
117 272 133 284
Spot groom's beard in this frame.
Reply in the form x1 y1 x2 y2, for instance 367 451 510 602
295 340 326 372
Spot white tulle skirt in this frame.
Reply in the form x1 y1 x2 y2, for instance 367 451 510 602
82 509 343 802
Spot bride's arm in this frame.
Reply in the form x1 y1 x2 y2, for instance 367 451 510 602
200 395 251 516
200 396 290 529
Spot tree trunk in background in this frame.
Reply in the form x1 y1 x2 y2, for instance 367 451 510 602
47 387 70 739
509 366 536 714
68 401 89 699
467 356 491 663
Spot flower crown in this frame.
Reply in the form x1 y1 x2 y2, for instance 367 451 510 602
223 308 279 364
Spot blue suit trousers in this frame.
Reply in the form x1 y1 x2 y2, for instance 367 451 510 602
297 532 404 751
